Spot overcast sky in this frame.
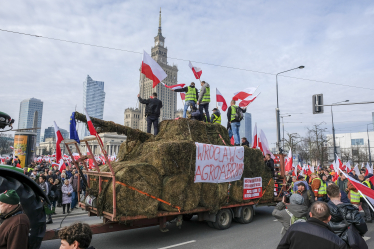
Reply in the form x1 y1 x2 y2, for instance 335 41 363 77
1 0 374 146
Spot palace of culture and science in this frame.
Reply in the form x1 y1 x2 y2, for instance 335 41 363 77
124 10 183 131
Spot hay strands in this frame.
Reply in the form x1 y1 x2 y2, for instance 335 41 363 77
255 178 273 205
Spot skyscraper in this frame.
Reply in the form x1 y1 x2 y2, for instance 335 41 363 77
83 75 105 137
239 113 252 145
43 126 69 141
124 9 179 132
18 98 43 143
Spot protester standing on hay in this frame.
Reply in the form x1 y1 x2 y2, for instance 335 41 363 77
210 108 221 124
197 81 211 122
227 99 246 145
172 82 198 118
138 92 163 135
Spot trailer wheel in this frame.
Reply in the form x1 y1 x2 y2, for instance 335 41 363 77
213 209 232 230
183 214 194 221
234 206 254 224
0 175 46 249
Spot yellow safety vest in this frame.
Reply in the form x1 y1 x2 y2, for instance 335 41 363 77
350 190 360 203
313 178 326 195
185 86 197 102
212 113 221 124
202 86 210 103
360 180 372 198
230 106 238 122
290 182 295 193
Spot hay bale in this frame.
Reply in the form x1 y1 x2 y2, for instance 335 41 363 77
160 174 202 212
97 162 162 217
200 183 229 211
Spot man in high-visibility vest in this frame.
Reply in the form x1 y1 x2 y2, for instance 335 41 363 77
197 81 211 122
311 175 327 202
347 180 360 208
226 100 246 145
173 82 198 118
210 108 221 124
358 175 373 222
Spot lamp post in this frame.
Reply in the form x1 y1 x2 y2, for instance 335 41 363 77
331 100 349 161
367 123 373 166
276 66 304 153
281 115 291 150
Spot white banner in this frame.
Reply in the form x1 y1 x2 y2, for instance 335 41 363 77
194 142 244 183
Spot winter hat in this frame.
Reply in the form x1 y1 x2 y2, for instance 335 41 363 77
290 194 304 205
0 190 20 205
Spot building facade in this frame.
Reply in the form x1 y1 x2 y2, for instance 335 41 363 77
83 75 105 137
124 10 179 131
239 113 252 145
18 98 43 144
43 126 69 142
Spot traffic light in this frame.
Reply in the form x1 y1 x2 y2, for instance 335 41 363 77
312 94 324 114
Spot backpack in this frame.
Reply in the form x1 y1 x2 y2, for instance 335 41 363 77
285 209 307 225
234 106 244 121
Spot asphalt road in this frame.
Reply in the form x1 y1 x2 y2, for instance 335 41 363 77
41 206 374 249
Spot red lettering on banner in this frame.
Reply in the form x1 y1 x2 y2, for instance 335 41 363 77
222 148 228 162
197 146 204 161
220 165 226 180
214 147 220 161
195 165 202 181
204 144 210 160
202 165 209 180
229 148 235 162
236 149 244 160
209 145 215 160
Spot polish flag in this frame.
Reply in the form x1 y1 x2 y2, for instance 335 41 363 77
180 93 185 101
216 88 227 111
285 149 292 171
252 124 258 149
58 159 66 172
342 171 374 206
53 121 64 164
292 165 298 177
354 164 360 176
239 93 260 108
188 61 202 79
84 108 97 136
141 51 167 88
259 130 275 159
232 87 257 101
161 82 185 90
230 136 235 145
345 161 351 173
366 162 373 175
10 146 13 150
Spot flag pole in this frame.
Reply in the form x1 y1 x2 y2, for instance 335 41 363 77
216 88 218 108
357 189 374 212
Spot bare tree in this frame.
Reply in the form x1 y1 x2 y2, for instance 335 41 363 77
0 133 13 155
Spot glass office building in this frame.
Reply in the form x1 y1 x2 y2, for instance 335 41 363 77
18 98 43 144
239 113 252 145
83 75 105 137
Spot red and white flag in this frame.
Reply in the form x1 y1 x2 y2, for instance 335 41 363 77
141 51 167 88
292 165 298 177
354 164 360 176
161 82 185 90
10 146 13 150
180 93 185 101
258 129 275 159
239 93 260 108
345 161 352 173
216 88 227 111
232 87 257 101
342 171 374 207
252 124 258 149
366 162 373 175
53 121 64 164
58 159 66 172
285 149 292 171
84 108 97 136
188 61 202 79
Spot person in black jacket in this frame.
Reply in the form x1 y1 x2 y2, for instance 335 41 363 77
326 184 367 245
172 82 198 118
227 100 246 145
277 201 348 249
264 154 274 176
241 137 250 147
138 92 163 135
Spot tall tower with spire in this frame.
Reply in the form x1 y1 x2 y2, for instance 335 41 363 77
124 9 179 132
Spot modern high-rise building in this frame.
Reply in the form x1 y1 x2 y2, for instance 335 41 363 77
124 9 179 132
83 75 105 137
18 98 43 143
372 112 374 130
239 113 252 145
43 126 69 142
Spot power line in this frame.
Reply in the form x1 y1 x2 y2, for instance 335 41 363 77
1 28 374 91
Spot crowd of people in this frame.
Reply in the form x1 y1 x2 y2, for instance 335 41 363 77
274 165 373 248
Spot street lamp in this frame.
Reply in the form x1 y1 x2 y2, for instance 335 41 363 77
281 115 291 150
367 123 373 166
331 100 349 160
276 66 304 153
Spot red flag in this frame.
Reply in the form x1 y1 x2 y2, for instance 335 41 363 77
330 164 334 170
141 51 167 88
188 61 202 79
292 166 298 177
230 136 235 145
232 87 257 101
239 93 260 108
285 149 292 171
252 124 258 149
180 93 185 101
216 88 227 111
58 159 66 172
161 82 185 90
84 108 97 136
53 121 64 163
343 172 374 205
259 129 275 159
369 176 374 186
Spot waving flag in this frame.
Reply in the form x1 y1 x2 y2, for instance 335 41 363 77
70 112 80 144
161 82 185 90
232 87 257 101
188 61 202 79
239 93 260 108
346 161 351 173
354 164 360 176
141 51 167 88
252 124 258 149
342 171 374 207
84 109 97 136
53 121 64 163
216 88 227 111
285 149 292 171
259 129 275 159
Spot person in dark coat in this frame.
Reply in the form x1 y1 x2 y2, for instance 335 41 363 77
296 182 315 208
241 137 250 147
138 92 163 135
326 184 367 245
277 201 348 249
264 154 274 176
